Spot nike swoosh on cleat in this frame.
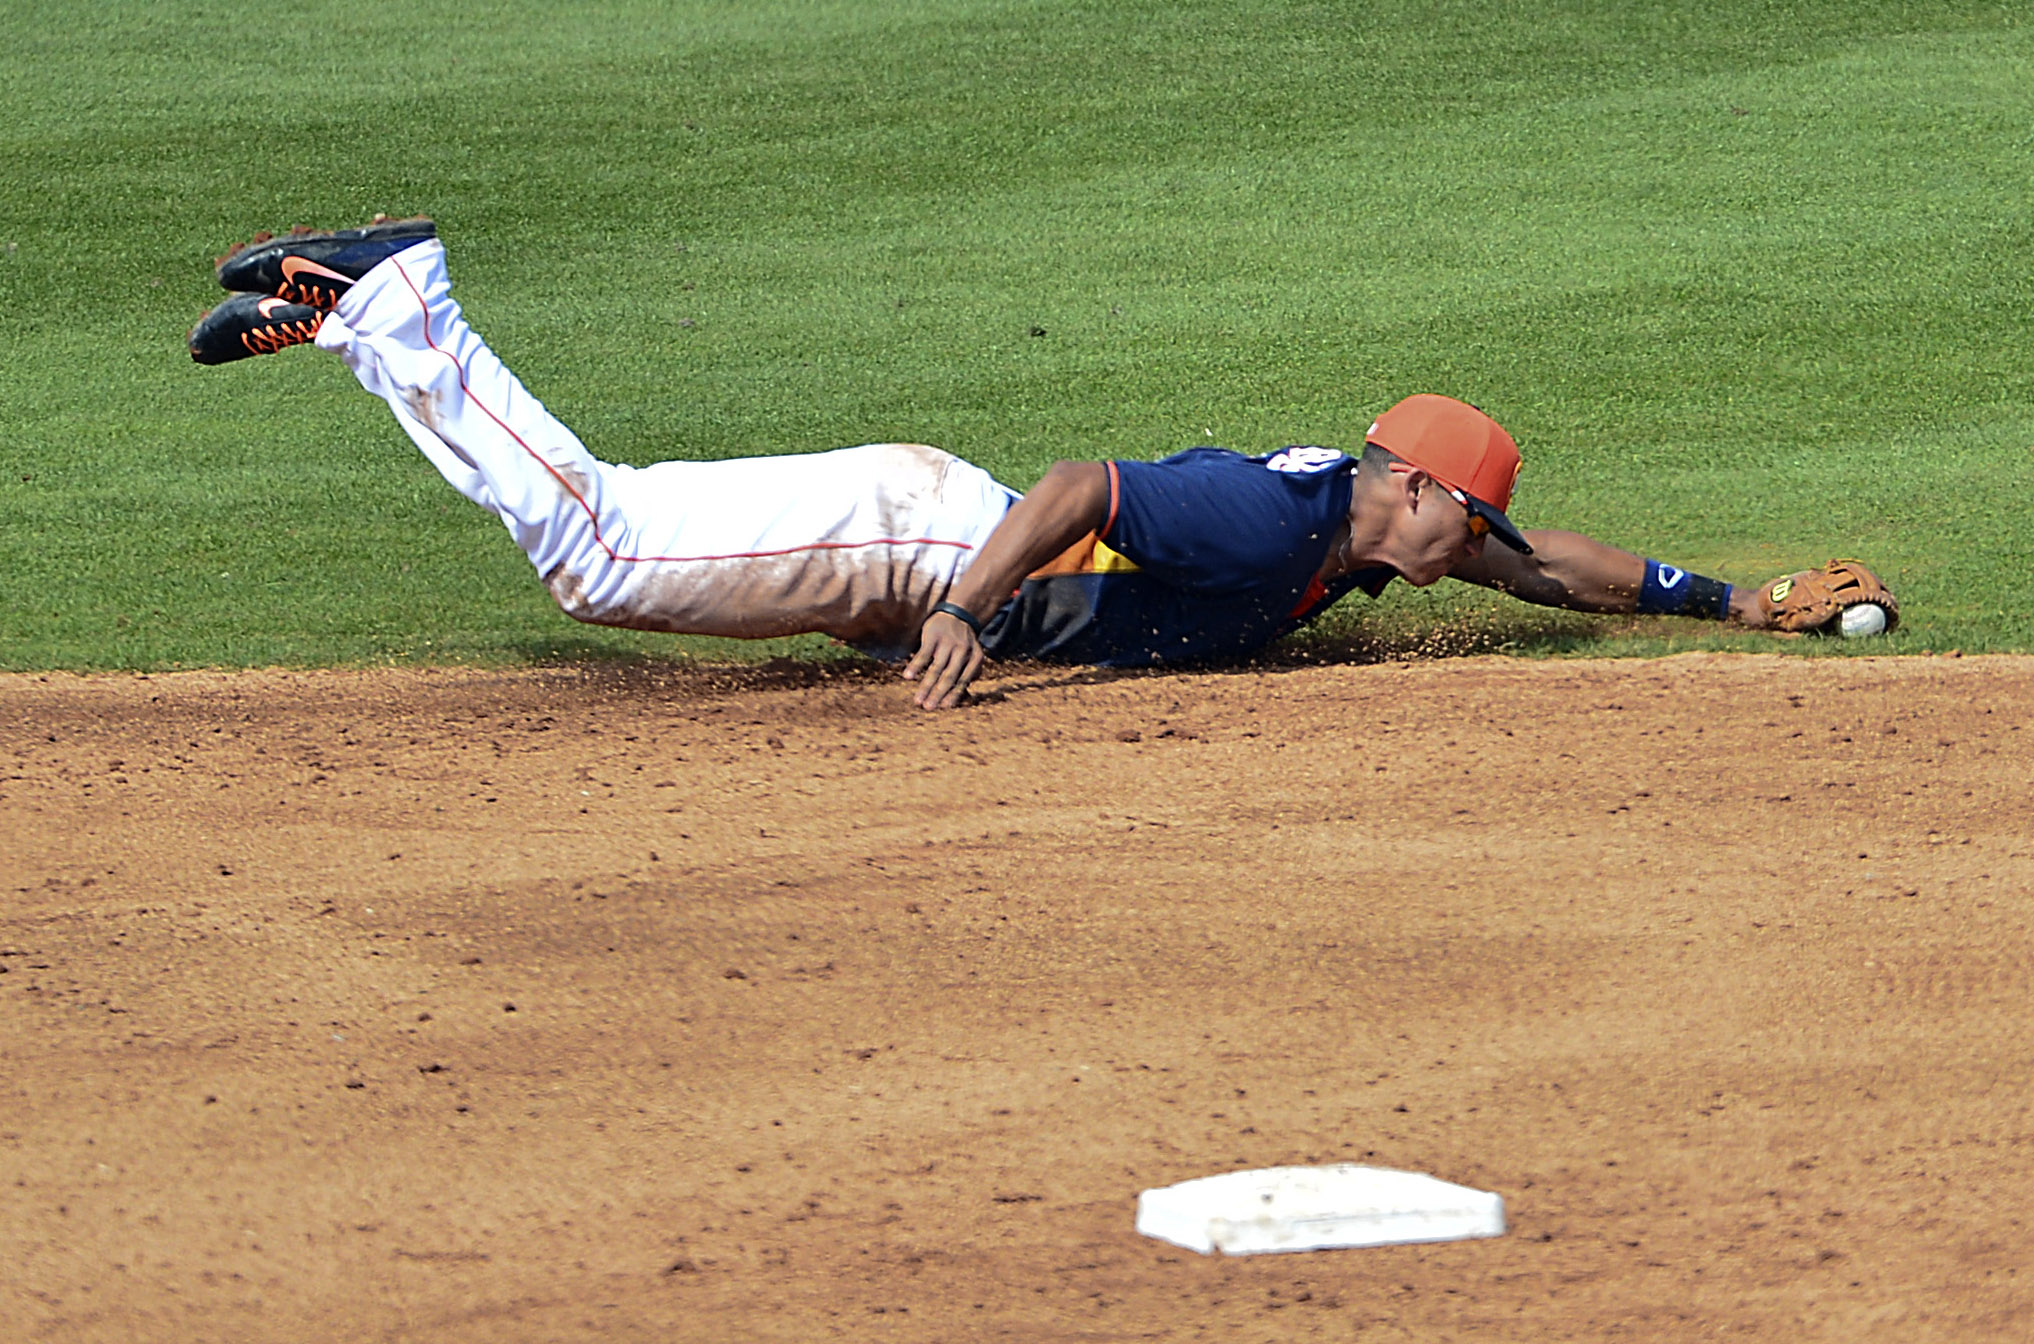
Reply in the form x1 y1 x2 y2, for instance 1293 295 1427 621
256 296 290 318
279 256 355 284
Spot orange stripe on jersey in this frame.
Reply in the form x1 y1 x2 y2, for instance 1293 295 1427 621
1288 576 1328 618
1025 532 1143 580
1017 463 1134 587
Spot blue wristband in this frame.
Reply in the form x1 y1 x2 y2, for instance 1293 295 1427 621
1638 560 1731 620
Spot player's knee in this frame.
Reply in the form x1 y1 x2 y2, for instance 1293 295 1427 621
542 568 605 624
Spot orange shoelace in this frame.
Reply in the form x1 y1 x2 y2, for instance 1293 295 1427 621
239 312 324 355
276 277 344 307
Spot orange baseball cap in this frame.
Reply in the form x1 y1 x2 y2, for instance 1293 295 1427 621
1365 394 1530 553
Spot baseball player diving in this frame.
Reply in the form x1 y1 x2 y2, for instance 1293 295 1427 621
189 217 1899 709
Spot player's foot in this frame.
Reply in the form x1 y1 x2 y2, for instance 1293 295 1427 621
215 214 436 308
188 292 326 365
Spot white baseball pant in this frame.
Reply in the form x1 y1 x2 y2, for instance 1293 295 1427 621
313 240 1018 652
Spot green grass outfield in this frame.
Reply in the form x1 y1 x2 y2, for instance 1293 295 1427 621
4 0 2031 671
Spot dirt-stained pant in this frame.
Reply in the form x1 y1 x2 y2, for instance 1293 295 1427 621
313 240 1017 651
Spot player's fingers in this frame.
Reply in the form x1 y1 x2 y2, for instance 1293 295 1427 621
921 647 965 709
904 611 967 687
909 637 959 708
929 643 986 710
939 644 986 710
916 634 980 710
930 645 973 709
909 655 939 707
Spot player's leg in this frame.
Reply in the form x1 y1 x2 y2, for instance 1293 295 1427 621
308 237 621 582
311 241 1016 644
192 225 1017 647
190 220 579 551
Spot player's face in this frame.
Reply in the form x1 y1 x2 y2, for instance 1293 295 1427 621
1396 475 1487 585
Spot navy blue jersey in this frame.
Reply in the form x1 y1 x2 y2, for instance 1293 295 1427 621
979 446 1397 665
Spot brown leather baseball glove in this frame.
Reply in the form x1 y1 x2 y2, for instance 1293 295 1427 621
1755 558 1899 634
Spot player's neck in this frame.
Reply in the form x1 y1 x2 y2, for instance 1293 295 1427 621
1319 485 1398 580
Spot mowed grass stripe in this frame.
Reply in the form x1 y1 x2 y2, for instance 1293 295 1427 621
0 2 2027 668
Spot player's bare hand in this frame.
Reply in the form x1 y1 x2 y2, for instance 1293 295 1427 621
903 612 986 710
1728 584 1774 629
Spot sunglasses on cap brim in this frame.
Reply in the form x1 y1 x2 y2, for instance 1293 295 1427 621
1432 480 1533 555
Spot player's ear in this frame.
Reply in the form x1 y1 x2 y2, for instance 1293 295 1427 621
1385 461 1430 509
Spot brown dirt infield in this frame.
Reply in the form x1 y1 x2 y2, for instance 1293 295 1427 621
5 654 2032 1342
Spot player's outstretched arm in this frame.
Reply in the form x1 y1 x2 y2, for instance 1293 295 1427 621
1448 529 1770 626
903 461 1113 709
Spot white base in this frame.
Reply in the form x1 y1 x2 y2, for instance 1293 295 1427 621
1136 1165 1506 1255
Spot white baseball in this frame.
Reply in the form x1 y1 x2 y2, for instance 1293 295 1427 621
1839 603 1888 638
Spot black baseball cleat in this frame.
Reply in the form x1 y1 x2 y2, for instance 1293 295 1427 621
215 214 436 309
188 292 326 365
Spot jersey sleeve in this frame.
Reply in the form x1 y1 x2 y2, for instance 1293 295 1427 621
1102 447 1352 598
